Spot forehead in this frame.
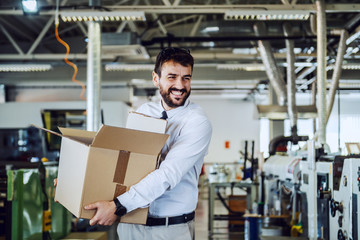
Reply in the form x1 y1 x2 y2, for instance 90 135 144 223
161 60 192 75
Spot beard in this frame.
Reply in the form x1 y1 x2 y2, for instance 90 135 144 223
159 86 191 108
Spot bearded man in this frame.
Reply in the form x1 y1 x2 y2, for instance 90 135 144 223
85 47 212 240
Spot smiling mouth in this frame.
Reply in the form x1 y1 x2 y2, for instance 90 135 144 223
169 88 186 97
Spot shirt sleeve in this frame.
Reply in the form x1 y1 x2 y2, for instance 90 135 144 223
117 114 212 212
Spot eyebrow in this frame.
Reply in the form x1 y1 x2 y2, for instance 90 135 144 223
167 73 192 78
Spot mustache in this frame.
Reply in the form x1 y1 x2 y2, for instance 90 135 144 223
169 88 187 93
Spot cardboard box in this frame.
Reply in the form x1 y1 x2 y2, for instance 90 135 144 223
36 112 168 224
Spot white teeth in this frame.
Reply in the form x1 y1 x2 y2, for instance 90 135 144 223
171 91 182 96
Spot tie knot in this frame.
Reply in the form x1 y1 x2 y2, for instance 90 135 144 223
160 111 168 120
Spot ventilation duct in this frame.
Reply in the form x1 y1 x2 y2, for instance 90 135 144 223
283 23 298 138
253 22 287 106
101 32 149 59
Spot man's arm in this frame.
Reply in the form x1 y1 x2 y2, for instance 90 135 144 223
86 112 212 224
118 114 212 212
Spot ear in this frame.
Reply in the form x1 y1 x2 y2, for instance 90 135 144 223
152 71 159 87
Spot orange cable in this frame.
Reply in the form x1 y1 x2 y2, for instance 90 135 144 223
55 23 86 100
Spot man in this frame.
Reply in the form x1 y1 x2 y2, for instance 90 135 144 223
85 47 212 239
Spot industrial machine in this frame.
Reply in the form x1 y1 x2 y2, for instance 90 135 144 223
262 153 304 237
0 109 90 239
262 138 360 240
4 163 72 240
299 143 360 240
329 157 360 240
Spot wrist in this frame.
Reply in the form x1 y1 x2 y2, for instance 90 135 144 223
113 198 127 217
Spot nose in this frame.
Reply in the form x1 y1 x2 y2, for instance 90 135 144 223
173 77 186 89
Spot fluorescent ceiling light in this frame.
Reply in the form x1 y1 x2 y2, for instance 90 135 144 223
201 41 215 47
106 63 219 71
0 64 52 72
217 64 265 71
201 26 219 33
278 47 303 54
232 48 258 54
22 0 39 15
61 11 146 22
224 10 310 21
217 62 315 71
327 64 360 70
105 64 153 71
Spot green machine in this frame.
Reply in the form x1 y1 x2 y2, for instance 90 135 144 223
6 163 72 240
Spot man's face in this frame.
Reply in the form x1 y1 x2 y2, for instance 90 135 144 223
152 60 192 110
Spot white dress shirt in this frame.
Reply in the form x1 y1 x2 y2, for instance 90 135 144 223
117 99 212 217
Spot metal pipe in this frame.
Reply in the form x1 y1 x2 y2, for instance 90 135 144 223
311 81 317 134
310 13 317 35
326 29 348 124
254 22 287 106
1 4 360 15
316 0 327 145
243 140 248 179
86 21 102 131
283 23 298 131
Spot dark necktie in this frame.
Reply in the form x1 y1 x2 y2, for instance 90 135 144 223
160 111 168 120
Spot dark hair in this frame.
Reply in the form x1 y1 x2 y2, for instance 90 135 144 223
154 47 194 77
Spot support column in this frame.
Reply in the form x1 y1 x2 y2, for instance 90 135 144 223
86 21 102 131
316 0 327 145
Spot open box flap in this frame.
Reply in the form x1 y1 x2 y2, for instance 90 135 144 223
92 125 169 155
58 127 96 145
32 124 62 137
126 111 167 134
32 124 96 145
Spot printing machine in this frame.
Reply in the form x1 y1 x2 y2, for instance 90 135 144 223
299 142 360 240
263 138 360 240
330 156 360 240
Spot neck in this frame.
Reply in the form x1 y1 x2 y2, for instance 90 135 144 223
161 99 173 111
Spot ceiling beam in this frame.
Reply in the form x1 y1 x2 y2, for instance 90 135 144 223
1 4 360 15
173 0 182 7
190 15 204 37
0 24 24 55
26 16 55 55
0 17 33 41
106 4 360 13
4 50 351 61
161 0 171 7
77 22 87 36
144 0 168 35
116 21 128 33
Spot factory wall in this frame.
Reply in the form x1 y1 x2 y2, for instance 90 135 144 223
283 93 360 154
0 101 130 128
0 96 261 166
194 97 260 164
2 92 358 165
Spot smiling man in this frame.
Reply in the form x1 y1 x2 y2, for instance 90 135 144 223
85 47 212 240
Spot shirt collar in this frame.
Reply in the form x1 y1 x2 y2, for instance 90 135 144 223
159 99 190 119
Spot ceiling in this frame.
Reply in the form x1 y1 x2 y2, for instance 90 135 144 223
0 0 360 100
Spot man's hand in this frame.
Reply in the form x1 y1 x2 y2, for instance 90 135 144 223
85 201 118 226
53 179 58 203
